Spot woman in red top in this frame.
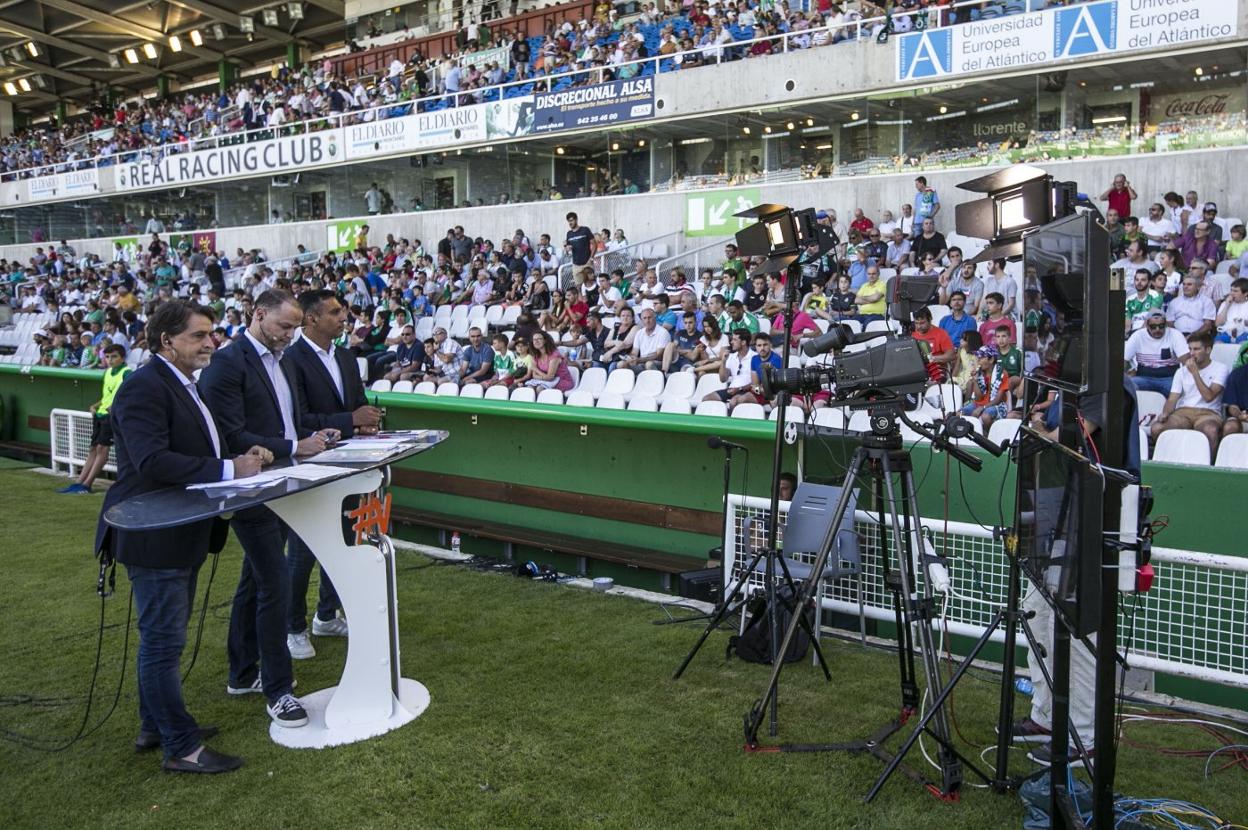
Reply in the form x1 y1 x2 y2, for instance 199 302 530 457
525 331 575 392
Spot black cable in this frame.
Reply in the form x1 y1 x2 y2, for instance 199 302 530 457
0 589 133 752
181 550 221 684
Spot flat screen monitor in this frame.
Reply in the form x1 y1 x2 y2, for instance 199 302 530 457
1022 212 1110 396
1014 427 1102 638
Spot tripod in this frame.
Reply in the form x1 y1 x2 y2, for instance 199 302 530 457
743 406 991 799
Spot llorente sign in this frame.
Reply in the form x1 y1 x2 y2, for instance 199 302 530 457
114 130 343 189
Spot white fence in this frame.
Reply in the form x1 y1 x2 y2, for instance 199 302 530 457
724 494 1248 691
49 409 116 477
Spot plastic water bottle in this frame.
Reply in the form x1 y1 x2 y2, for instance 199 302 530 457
1015 678 1034 696
450 532 461 555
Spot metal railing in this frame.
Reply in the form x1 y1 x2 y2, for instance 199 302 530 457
556 228 683 287
221 247 327 291
654 236 730 286
50 408 116 477
725 494 1248 691
0 0 1063 185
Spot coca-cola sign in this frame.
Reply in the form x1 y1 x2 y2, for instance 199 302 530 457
1164 93 1230 119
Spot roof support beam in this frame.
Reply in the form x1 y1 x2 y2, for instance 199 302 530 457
0 15 163 77
38 0 227 61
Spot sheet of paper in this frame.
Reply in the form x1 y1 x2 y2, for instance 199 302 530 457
187 464 353 491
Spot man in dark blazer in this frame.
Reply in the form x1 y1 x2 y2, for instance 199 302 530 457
96 300 267 774
282 289 382 659
199 289 333 729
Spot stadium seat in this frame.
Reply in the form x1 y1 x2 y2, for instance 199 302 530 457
770 405 805 422
433 306 453 325
629 369 665 401
659 398 692 415
436 383 460 397
757 317 771 335
603 369 636 397
413 381 436 395
459 383 484 399
510 386 536 403
925 383 963 412
987 418 1022 447
731 403 765 419
846 411 871 432
484 384 509 400
597 392 626 410
450 305 470 322
370 379 392 393
694 400 729 417
628 395 658 412
660 372 696 403
414 317 435 340
449 318 471 340
1214 434 1248 469
1134 390 1166 428
484 305 505 328
358 357 370 378
692 374 726 401
565 389 595 407
500 306 522 327
1152 430 1211 465
1211 342 1239 368
577 366 608 398
391 380 414 394
813 408 846 429
840 319 863 335
1139 425 1151 461
536 389 564 405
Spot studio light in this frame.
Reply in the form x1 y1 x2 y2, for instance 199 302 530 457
24 42 39 58
287 2 305 20
168 35 182 52
17 78 30 92
239 16 255 33
262 8 280 26
189 29 203 46
143 43 158 60
124 48 140 64
2 82 16 96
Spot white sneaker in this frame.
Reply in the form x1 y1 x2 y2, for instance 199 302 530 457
311 615 348 637
287 631 316 660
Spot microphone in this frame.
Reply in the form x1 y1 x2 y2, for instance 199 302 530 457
707 436 747 452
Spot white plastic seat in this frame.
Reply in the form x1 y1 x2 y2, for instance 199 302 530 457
1211 342 1239 368
731 403 766 420
536 388 564 405
596 392 626 409
436 383 460 397
812 407 846 429
987 418 1022 447
565 389 596 407
370 379 392 393
846 411 871 432
413 381 437 395
629 369 665 401
770 405 805 423
840 319 863 334
660 372 696 402
1152 430 1211 465
577 366 608 398
627 395 658 412
414 317 435 340
757 317 771 335
694 400 729 417
865 320 892 334
1134 390 1166 428
510 386 536 403
659 398 692 414
459 383 484 399
1214 433 1248 469
484 305 505 327
500 305 522 327
467 304 487 321
925 383 963 412
433 305 453 324
1139 425 1151 461
450 304 470 322
484 384 509 400
603 368 636 397
567 365 580 390
391 380 414 394
692 374 726 402
449 318 471 340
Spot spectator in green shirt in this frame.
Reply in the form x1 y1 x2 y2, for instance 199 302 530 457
78 332 100 369
993 326 1024 397
720 300 760 335
1124 268 1164 334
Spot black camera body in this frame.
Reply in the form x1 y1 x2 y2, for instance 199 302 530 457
759 334 929 404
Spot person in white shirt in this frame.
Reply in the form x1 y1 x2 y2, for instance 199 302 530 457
877 210 898 237
1126 311 1189 396
704 328 756 405
618 308 671 372
1138 203 1176 251
1215 278 1248 344
1149 331 1228 457
982 258 1018 318
1166 276 1216 336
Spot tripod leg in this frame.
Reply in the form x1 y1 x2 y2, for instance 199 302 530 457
672 547 767 680
878 473 918 712
744 449 865 746
772 553 832 681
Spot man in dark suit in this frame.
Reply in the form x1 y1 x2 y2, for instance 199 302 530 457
282 289 383 659
199 289 334 729
96 300 267 774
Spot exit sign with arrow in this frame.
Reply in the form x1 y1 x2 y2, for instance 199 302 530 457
685 188 761 237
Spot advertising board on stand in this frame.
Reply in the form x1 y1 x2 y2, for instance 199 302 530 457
896 0 1237 82
113 129 345 190
25 169 100 204
533 77 655 134
343 97 535 161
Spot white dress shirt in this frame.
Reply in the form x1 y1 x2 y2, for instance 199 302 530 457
245 330 298 453
305 335 344 402
158 355 233 481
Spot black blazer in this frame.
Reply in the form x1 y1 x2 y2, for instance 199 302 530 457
198 334 311 460
285 337 369 438
95 358 229 569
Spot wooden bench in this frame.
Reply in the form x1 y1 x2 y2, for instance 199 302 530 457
391 506 704 589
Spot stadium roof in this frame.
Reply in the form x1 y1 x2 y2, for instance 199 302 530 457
0 0 346 118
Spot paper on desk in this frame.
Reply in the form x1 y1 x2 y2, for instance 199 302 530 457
187 464 354 491
332 438 410 450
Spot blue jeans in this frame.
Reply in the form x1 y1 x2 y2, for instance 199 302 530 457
127 563 201 760
1131 373 1175 396
288 531 340 634
227 509 294 702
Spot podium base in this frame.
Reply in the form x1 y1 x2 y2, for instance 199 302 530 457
268 678 431 749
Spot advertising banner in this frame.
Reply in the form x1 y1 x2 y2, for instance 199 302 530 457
170 231 217 254
343 97 534 161
533 77 655 134
326 221 367 254
26 168 101 203
113 129 346 190
896 0 1237 82
461 44 511 73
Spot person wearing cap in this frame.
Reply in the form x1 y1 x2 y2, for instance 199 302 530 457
1126 310 1190 396
1200 203 1224 243
961 345 1010 429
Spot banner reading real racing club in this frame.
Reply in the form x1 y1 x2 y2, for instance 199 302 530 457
533 77 655 134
